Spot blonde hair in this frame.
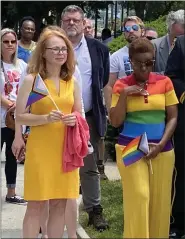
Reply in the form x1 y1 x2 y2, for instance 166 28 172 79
28 29 75 81
123 16 145 28
1 28 18 65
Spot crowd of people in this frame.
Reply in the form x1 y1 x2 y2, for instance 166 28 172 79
1 5 184 239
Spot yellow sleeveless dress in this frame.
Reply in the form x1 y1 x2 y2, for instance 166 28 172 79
24 78 79 201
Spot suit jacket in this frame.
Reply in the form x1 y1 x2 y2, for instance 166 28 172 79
152 35 170 73
165 35 185 101
165 35 185 132
85 37 110 137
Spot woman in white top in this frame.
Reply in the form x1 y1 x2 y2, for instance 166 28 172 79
1 28 27 204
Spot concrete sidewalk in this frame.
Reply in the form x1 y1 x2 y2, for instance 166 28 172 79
1 146 85 238
1 145 120 239
1 162 71 238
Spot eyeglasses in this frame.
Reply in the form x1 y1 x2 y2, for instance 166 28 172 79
62 18 82 25
22 27 35 32
46 47 68 54
146 36 157 40
132 59 155 68
3 40 17 44
123 24 140 33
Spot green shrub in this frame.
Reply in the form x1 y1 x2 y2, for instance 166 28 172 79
108 15 167 54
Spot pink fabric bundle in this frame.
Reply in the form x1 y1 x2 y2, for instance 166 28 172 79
62 111 90 172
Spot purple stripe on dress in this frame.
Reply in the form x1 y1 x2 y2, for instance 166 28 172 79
118 135 173 152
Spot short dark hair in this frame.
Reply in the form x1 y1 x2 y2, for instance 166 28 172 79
20 16 35 28
102 28 111 37
144 26 157 32
61 5 84 19
129 38 154 59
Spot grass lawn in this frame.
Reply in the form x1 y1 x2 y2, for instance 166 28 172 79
79 180 123 238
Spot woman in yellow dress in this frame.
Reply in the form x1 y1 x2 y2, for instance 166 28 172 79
15 29 82 238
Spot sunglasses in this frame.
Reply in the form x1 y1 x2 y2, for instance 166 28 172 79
132 59 155 68
146 36 157 40
123 24 140 33
3 40 17 44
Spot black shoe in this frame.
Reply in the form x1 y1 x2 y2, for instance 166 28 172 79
88 205 109 232
5 195 27 205
97 165 108 180
170 230 184 239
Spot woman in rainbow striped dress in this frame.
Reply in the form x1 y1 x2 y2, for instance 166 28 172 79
110 38 178 238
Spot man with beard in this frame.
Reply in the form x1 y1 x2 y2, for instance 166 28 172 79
104 16 145 112
61 5 109 231
18 16 36 63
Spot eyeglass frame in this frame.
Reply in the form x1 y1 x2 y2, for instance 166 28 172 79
61 18 83 25
131 59 155 68
122 24 140 33
2 40 17 44
45 47 68 54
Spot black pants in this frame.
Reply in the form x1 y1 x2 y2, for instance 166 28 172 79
1 127 17 188
171 131 185 234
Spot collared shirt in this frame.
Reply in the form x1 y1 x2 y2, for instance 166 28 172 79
167 35 177 54
73 35 92 113
167 34 171 51
111 72 178 143
73 65 85 118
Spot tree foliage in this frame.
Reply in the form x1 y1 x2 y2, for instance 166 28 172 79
1 1 113 28
129 1 184 21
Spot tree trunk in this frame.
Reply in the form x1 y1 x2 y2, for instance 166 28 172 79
33 16 43 41
126 1 130 16
133 2 147 20
121 3 124 29
114 1 118 38
111 3 114 31
94 9 98 38
105 3 109 29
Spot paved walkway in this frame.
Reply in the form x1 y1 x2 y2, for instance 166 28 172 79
1 145 120 239
104 159 121 181
1 145 84 238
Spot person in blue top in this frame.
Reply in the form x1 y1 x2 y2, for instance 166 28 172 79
18 16 36 63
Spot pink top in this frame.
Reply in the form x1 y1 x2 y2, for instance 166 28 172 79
62 111 90 172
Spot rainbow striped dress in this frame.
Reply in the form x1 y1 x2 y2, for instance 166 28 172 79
111 72 178 151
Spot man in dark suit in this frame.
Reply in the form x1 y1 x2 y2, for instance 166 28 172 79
165 35 185 238
61 5 109 231
152 9 184 73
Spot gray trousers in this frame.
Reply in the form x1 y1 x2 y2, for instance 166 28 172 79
80 115 101 212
